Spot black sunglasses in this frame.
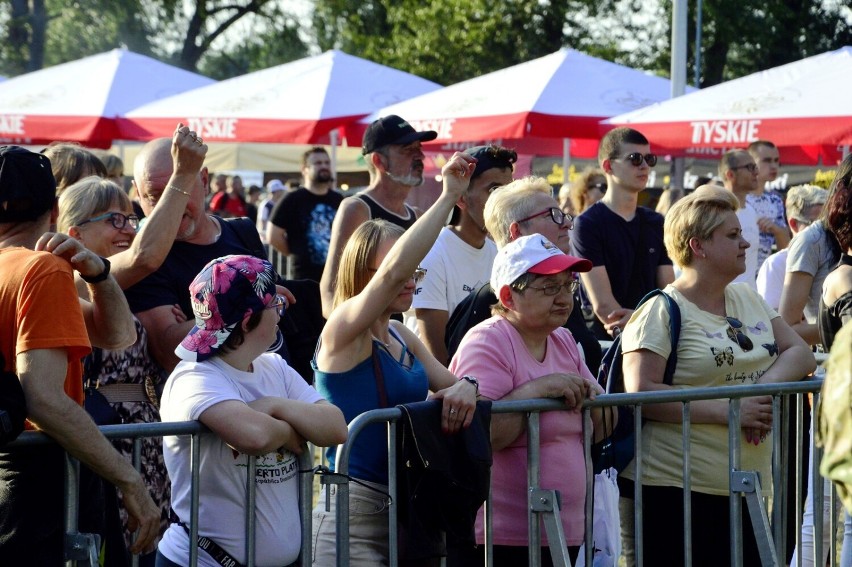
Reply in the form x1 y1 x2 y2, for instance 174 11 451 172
619 152 658 167
726 317 753 352
516 207 574 228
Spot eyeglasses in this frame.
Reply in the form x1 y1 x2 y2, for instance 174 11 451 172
412 267 427 284
731 163 758 173
618 153 658 167
525 280 580 296
266 295 287 316
726 317 753 351
588 182 607 192
78 211 139 230
516 207 574 228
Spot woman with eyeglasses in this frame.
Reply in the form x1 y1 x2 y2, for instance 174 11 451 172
449 233 607 566
156 255 346 567
55 125 208 566
311 153 479 566
620 184 814 566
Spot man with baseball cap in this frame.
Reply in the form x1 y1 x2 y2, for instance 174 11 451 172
0 146 159 562
320 114 437 316
408 144 517 365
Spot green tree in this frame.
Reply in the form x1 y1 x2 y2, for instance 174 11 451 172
0 0 307 78
312 0 596 85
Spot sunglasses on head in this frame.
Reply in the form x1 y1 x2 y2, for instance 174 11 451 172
619 153 658 167
726 317 753 352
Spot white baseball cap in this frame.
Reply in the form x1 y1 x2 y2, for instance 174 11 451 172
491 233 592 293
266 179 286 193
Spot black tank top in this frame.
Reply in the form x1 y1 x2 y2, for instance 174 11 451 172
356 194 417 230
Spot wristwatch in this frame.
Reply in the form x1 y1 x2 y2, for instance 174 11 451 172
81 257 111 284
461 375 479 394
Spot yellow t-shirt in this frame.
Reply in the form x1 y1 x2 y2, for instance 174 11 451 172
620 283 779 495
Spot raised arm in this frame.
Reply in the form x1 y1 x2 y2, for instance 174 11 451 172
319 197 371 318
322 153 475 352
109 124 207 289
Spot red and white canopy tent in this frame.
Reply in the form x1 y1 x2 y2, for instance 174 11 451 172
346 48 687 170
606 47 852 165
119 50 441 145
0 49 214 148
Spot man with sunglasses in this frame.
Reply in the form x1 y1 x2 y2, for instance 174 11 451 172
408 144 516 365
572 127 674 340
719 149 761 288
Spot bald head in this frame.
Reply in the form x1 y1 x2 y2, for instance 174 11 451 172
133 138 173 187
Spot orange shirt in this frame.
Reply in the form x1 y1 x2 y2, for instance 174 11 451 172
0 248 91 422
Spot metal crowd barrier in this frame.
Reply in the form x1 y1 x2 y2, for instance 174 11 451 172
327 379 831 567
7 420 315 567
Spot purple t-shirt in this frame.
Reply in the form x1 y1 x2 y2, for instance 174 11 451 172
449 316 592 546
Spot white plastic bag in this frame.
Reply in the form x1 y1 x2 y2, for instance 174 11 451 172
575 467 621 567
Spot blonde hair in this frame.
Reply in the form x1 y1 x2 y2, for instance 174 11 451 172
655 188 685 216
663 184 739 267
785 184 827 222
57 176 131 234
332 219 405 311
569 167 606 214
484 176 553 248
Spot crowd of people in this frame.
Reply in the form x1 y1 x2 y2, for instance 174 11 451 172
0 112 849 567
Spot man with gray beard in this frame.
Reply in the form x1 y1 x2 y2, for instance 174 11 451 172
320 115 437 316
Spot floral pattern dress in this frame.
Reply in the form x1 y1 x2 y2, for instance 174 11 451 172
86 316 171 546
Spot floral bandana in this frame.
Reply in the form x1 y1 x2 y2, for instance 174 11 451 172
175 255 284 362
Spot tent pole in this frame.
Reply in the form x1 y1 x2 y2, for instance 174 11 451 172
562 138 571 190
329 129 339 191
843 145 850 160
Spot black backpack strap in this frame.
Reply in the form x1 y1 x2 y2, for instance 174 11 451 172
633 289 681 385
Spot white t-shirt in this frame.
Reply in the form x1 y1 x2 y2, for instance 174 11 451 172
756 248 788 311
733 204 760 289
404 227 497 335
158 354 323 567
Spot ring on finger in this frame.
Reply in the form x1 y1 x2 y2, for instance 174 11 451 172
448 408 457 415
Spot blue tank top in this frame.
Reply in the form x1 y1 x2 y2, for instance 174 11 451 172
313 330 428 484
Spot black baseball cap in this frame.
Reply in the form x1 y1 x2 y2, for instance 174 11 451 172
362 115 437 155
0 146 56 223
464 145 518 180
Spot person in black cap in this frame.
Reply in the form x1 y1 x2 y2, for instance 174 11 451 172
0 146 160 562
320 114 437 316
407 144 517 365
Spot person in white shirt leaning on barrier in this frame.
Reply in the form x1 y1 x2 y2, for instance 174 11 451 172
156 255 346 567
619 184 815 566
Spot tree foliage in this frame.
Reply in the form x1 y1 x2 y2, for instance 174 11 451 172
0 0 307 78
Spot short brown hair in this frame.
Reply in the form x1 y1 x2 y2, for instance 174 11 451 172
302 146 329 168
43 143 107 194
598 128 649 164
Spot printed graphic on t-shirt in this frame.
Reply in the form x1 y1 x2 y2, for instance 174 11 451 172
237 450 298 484
307 204 336 265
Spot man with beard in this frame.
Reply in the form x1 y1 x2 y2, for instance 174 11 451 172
320 115 437 316
267 147 342 281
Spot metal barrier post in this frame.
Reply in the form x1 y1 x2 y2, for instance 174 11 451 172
527 411 542 566
730 398 743 566
583 409 594 567
813 390 824 567
245 455 257 567
634 404 644 567
63 454 100 566
795 393 804 567
388 422 399 567
771 394 784 561
682 402 693 567
299 451 314 567
190 432 201 567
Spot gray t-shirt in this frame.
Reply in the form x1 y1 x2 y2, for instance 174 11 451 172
785 222 838 323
